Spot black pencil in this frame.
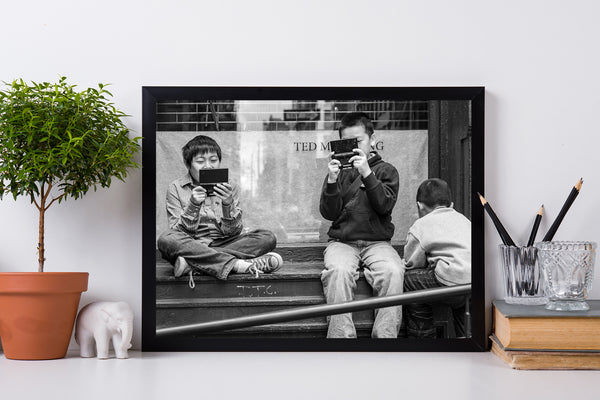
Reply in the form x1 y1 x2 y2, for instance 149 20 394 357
542 178 583 242
526 205 544 247
478 193 516 246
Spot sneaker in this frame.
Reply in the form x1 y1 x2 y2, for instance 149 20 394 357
247 252 283 277
173 256 192 278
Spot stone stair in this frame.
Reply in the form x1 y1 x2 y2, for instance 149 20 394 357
155 243 405 338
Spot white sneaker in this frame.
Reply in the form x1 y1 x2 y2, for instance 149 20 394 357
246 252 283 277
173 256 191 278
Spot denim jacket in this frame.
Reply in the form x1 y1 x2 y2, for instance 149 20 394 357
165 173 243 243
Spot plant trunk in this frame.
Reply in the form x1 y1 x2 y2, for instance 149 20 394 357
38 197 45 273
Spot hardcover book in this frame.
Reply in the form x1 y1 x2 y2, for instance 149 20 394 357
493 300 600 351
490 335 600 370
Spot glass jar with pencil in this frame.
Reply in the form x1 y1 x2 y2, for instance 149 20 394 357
481 178 596 310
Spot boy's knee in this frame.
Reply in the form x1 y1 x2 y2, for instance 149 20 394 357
322 262 356 282
157 231 174 250
263 230 277 250
378 262 404 282
252 229 277 252
157 230 179 263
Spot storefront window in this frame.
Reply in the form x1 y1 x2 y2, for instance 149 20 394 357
156 100 429 244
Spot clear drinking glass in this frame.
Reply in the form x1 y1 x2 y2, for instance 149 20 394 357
535 241 597 311
499 245 547 305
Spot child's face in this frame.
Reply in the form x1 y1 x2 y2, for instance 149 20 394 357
189 151 221 181
341 124 374 156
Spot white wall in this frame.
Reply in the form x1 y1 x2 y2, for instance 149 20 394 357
1 0 599 352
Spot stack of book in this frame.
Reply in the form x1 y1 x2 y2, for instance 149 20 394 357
491 300 600 370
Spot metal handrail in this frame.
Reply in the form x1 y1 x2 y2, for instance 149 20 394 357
156 284 471 338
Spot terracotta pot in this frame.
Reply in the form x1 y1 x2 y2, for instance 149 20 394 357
0 272 88 360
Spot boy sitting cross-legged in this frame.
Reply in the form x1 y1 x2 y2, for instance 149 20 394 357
157 135 282 287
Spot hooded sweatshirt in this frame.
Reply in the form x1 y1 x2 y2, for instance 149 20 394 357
319 152 399 242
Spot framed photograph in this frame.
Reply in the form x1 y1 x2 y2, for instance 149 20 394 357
142 86 485 351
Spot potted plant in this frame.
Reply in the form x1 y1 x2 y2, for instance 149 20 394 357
0 77 140 360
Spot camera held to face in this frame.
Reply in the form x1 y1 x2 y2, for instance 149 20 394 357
330 138 359 169
196 168 229 195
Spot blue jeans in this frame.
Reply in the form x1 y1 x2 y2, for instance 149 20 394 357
157 229 276 280
321 240 405 338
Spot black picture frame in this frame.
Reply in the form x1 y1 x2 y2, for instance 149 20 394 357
142 86 485 352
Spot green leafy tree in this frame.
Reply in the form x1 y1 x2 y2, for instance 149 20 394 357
0 77 141 272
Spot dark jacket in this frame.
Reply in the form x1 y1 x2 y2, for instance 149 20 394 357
319 152 399 241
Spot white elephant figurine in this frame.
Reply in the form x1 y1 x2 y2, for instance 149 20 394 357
75 301 134 359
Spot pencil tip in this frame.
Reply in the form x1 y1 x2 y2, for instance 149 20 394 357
539 205 544 215
576 178 583 191
477 192 486 204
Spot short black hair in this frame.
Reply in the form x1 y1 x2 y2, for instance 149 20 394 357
416 178 452 208
181 135 222 168
338 112 374 139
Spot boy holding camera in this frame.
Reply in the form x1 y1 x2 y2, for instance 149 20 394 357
320 112 405 338
403 178 471 338
157 135 282 286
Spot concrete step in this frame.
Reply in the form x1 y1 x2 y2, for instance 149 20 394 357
156 261 373 300
155 241 404 265
156 260 323 282
154 242 405 337
186 321 375 338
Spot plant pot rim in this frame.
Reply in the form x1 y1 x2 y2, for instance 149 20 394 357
0 272 89 275
0 272 89 293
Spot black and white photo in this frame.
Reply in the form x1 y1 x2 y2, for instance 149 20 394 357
142 86 485 351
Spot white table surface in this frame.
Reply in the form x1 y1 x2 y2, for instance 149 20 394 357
1 351 598 399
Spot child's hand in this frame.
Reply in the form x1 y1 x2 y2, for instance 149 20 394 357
213 183 234 206
349 148 372 178
190 185 207 206
327 152 341 183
